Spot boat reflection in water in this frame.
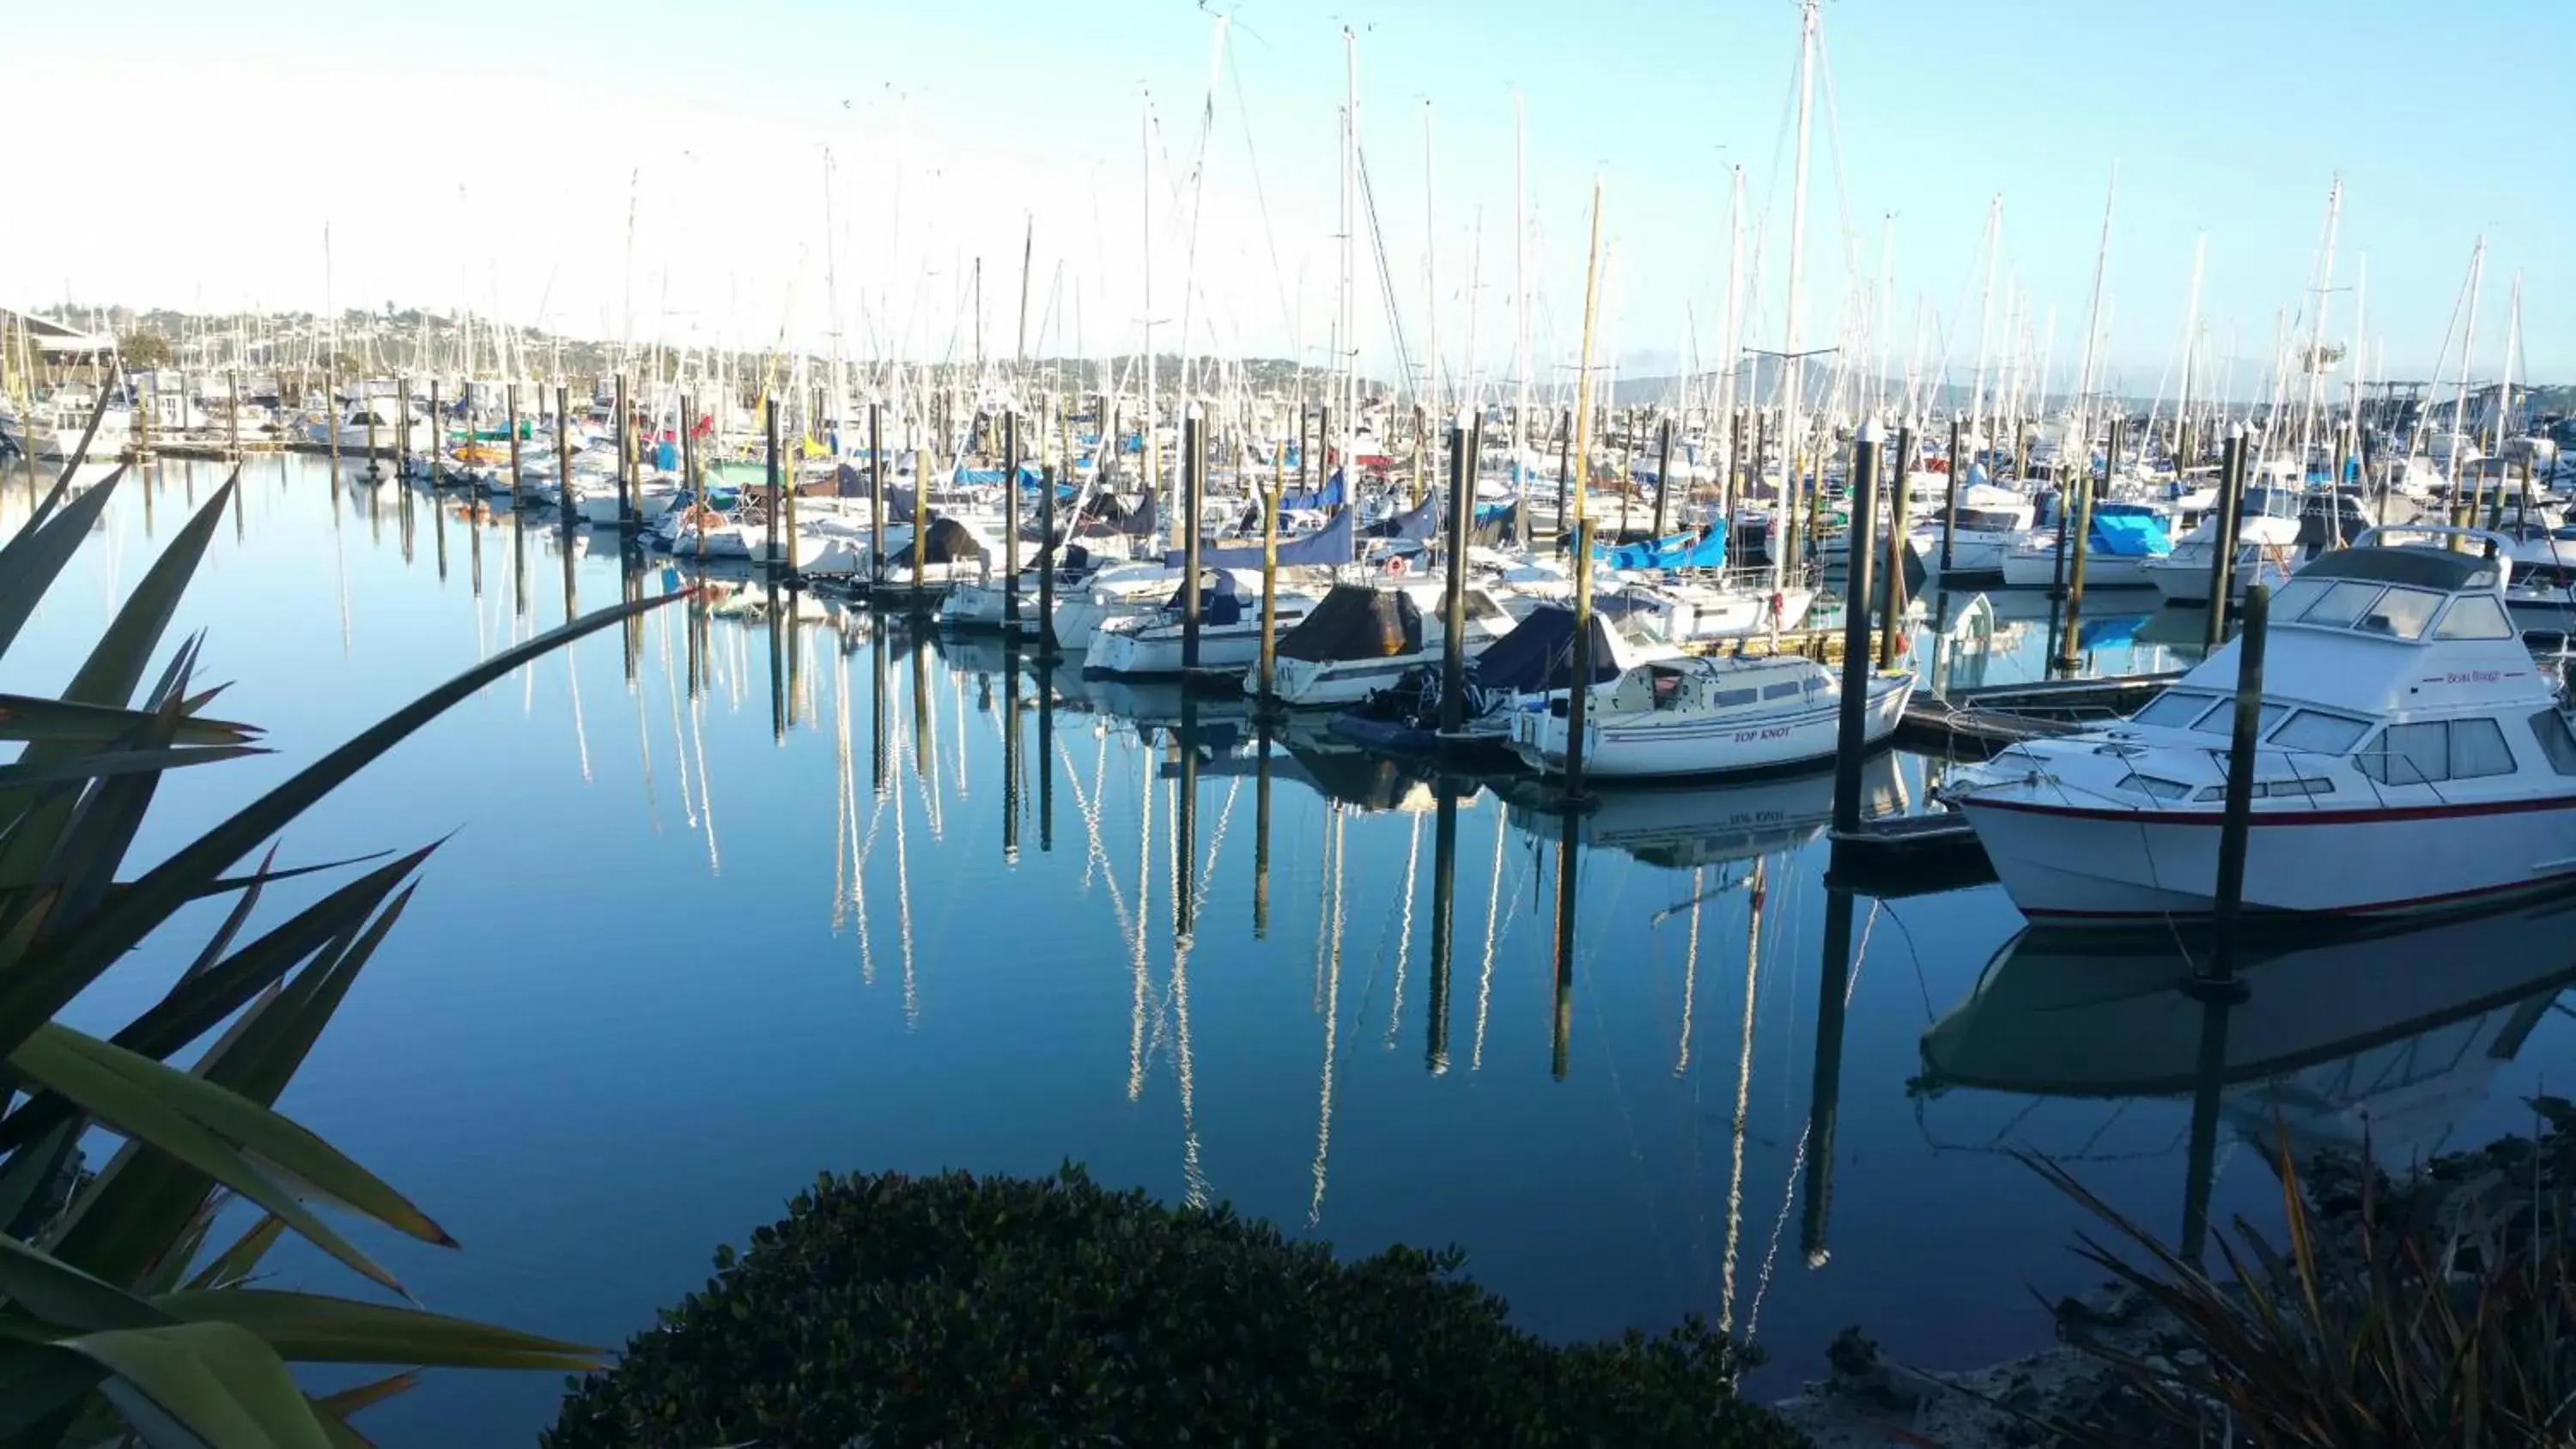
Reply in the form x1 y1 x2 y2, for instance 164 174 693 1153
1918 893 2576 1258
1502 752 1908 869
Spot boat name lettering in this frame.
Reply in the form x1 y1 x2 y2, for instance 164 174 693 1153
1731 724 1795 743
2439 670 2505 685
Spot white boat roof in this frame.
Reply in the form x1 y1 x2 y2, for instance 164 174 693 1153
2159 541 2548 720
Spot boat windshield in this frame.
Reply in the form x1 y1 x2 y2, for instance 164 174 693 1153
2264 577 2449 640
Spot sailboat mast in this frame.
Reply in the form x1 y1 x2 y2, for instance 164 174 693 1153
1969 197 2000 435
2294 177 2342 478
1775 0 1820 592
2451 235 2485 475
2071 166 2116 461
1423 100 1439 422
1340 28 1360 473
2175 231 2206 445
1511 90 1531 532
1140 90 1158 525
1717 164 1746 511
2345 252 2368 480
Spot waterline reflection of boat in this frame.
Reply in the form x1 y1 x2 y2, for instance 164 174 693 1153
1919 891 2576 1162
1504 752 1908 870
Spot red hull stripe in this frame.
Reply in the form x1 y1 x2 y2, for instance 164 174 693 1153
1965 791 2576 828
2020 870 2576 921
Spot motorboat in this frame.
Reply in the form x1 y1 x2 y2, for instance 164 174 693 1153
1256 580 1520 709
1998 500 2175 589
1906 482 2039 578
1050 562 1194 652
939 543 1118 633
2142 487 2307 605
1509 651 1914 779
1083 571 1316 679
1946 528 2576 925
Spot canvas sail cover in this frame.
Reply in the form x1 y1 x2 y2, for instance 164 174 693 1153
1163 506 1354 569
1464 605 1624 693
1277 583 1422 663
1362 491 1439 541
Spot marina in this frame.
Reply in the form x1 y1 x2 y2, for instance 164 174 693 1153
7 449 2574 1442
9 0 2576 1441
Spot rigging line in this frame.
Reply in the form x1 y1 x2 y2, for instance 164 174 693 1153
1352 142 1418 407
1224 44 1299 347
1472 797 1510 1071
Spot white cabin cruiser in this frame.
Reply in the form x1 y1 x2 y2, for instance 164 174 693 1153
1947 529 2576 925
1510 652 1914 779
1907 483 2040 578
1999 500 2176 589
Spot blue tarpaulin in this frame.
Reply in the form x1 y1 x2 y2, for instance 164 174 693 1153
1598 529 1727 572
2089 510 2171 557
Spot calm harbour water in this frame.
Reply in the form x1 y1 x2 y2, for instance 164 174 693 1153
10 453 2573 1445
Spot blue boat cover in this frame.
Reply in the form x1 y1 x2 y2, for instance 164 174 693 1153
2089 512 2170 557
1598 528 1727 572
1282 466 1346 512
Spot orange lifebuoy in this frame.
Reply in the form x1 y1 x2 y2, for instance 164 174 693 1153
1384 554 1410 577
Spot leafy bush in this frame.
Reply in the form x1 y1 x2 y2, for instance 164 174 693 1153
550 1165 1808 1449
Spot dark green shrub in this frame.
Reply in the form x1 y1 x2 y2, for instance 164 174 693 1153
549 1164 1807 1448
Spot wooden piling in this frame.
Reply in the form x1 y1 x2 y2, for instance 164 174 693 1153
1257 428 1282 712
869 402 885 594
763 397 782 569
1832 422 1882 838
1554 405 1573 549
2205 427 2247 651
1036 654 1055 852
1437 416 1474 734
1550 811 1579 1080
1426 785 1458 1074
1253 723 1274 937
1880 421 1912 670
1799 884 1858 1266
1650 414 1674 538
228 371 242 463
1003 408 1021 626
1940 415 1963 573
781 404 801 585
1037 462 1058 655
554 385 573 539
2196 582 2268 997
2058 416 2110 674
911 446 930 613
616 373 633 525
507 384 521 502
1004 640 1023 864
1181 408 1205 673
427 380 440 490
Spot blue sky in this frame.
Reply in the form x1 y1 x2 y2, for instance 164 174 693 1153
12 0 2567 393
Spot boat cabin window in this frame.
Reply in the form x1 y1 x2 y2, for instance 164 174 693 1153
2267 708 2372 755
1761 681 1807 700
2528 710 2576 775
1712 687 1760 709
2193 700 2289 738
2130 689 2222 729
1953 507 2022 532
2115 772 2192 802
2358 718 2516 786
2272 576 2450 640
1649 670 1690 710
2191 777 2335 802
2432 594 2514 640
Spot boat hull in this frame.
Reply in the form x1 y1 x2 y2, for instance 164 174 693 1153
1954 791 2576 925
1997 549 2164 589
1261 652 1434 708
1085 620 1279 678
1511 673 1913 779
